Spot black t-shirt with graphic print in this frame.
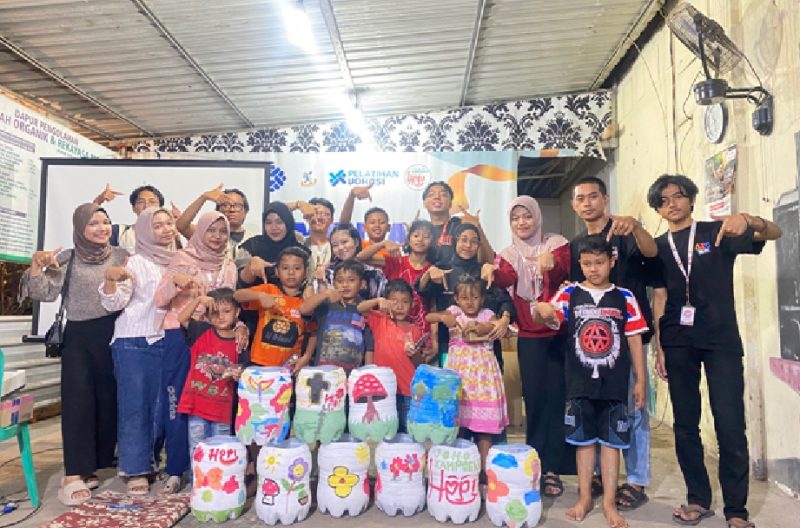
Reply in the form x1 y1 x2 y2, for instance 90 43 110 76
552 283 648 402
570 220 658 344
654 221 764 351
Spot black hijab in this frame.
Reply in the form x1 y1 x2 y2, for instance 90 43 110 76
240 201 302 263
438 223 482 291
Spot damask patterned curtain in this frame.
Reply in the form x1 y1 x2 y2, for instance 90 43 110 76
126 91 612 158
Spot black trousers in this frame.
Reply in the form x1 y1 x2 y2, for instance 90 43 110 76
61 315 118 476
518 335 575 475
664 345 749 521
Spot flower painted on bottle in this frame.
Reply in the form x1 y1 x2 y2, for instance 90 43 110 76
355 444 370 465
269 382 292 412
262 451 281 473
486 469 509 503
236 398 251 428
524 450 541 483
288 458 309 482
328 466 360 498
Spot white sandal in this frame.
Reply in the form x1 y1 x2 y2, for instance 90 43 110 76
159 475 183 494
83 474 100 490
127 476 150 496
58 478 92 506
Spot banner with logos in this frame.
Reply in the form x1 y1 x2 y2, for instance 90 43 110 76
135 150 518 252
0 94 113 262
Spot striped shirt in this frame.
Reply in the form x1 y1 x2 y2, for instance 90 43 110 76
99 254 168 344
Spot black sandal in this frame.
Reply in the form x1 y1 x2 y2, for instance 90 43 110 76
541 474 564 498
616 483 649 511
672 504 714 526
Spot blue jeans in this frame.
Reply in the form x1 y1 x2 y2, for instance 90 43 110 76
153 329 190 478
112 337 163 476
187 415 231 463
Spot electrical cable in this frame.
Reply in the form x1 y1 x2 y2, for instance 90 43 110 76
0 504 41 528
0 447 63 528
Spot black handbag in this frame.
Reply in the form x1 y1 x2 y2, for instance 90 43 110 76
44 252 74 359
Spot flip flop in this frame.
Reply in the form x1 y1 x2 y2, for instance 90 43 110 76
541 474 564 498
672 504 714 526
616 483 649 511
727 519 755 528
159 475 184 495
58 478 92 506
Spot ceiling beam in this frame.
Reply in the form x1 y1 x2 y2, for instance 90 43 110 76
0 34 153 138
129 0 254 128
459 0 487 106
0 84 118 143
319 0 357 105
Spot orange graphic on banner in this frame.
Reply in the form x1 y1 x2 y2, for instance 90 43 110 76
446 165 516 213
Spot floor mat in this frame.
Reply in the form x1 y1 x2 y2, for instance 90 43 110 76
40 490 191 528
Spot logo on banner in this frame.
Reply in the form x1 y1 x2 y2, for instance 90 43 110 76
405 164 431 191
269 166 287 192
329 170 346 187
300 171 317 187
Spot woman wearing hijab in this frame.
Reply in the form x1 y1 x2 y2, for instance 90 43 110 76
417 223 517 365
99 207 178 495
154 211 238 491
21 203 128 505
238 201 306 286
499 195 572 498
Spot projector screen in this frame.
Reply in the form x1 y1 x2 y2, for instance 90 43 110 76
31 158 270 336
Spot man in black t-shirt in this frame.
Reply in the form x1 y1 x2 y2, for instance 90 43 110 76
570 176 657 509
648 174 781 528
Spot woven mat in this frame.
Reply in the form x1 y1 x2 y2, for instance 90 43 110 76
40 490 191 528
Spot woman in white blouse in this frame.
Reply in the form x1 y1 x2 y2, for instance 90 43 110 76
100 207 177 496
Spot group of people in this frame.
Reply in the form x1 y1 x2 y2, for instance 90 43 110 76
21 174 779 528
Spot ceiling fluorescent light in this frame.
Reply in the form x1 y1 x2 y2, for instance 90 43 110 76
283 1 316 53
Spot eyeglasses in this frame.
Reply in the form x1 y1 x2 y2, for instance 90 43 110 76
219 203 245 211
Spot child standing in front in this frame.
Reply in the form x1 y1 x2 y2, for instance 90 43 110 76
234 246 316 372
534 235 647 528
358 279 430 432
177 288 243 458
301 259 373 373
426 275 508 474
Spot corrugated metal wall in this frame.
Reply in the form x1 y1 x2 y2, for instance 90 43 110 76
0 316 60 408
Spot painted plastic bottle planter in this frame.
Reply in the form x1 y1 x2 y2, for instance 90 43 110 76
255 439 312 525
374 433 426 517
190 435 247 523
427 439 481 524
485 444 542 528
348 365 398 442
293 366 347 445
317 434 372 517
235 367 293 446
407 365 461 445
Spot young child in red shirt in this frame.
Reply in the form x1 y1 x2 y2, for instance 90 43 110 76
358 279 430 432
177 288 243 460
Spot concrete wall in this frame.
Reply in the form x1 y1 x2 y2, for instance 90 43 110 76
612 0 800 496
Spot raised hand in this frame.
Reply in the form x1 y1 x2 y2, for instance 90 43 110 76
313 263 328 283
458 205 481 227
438 310 459 329
350 184 373 201
172 272 196 290
384 240 403 256
31 247 63 269
535 251 555 273
403 208 422 233
93 183 123 205
170 201 182 219
481 263 497 289
428 266 452 290
248 256 274 283
202 183 229 205
712 213 748 247
296 201 317 219
607 214 640 241
327 288 344 304
486 317 510 340
105 263 131 283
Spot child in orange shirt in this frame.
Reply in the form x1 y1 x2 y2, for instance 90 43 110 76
234 247 315 371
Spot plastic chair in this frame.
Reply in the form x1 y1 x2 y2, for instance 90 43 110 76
0 349 39 507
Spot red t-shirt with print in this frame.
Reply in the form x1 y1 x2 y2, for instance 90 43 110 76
367 310 424 396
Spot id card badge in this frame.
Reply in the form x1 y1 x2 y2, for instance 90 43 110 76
680 305 696 327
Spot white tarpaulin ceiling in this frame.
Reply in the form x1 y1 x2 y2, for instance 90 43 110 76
0 0 661 144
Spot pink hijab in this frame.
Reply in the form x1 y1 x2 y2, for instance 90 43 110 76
500 195 568 301
167 211 229 273
134 207 176 267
